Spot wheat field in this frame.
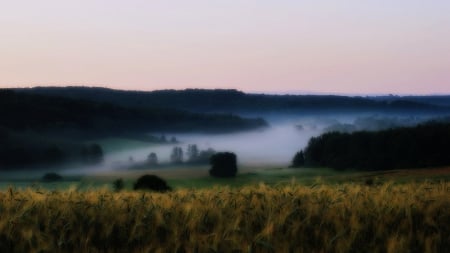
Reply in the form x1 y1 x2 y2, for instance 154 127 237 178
0 181 448 252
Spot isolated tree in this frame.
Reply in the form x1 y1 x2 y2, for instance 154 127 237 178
133 175 172 192
147 152 158 166
170 146 183 164
209 152 238 178
291 150 305 167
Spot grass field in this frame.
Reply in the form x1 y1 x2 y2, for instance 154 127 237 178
0 179 448 252
0 166 449 252
2 166 449 191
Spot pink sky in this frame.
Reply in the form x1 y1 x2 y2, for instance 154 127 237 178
1 1 449 94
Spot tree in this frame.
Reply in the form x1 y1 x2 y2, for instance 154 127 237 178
196 148 216 164
170 147 183 164
209 152 237 178
133 175 172 192
147 152 158 166
291 150 305 167
186 144 199 162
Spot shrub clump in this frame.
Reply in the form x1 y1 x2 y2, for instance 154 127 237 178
41 172 63 182
113 178 125 192
133 175 172 192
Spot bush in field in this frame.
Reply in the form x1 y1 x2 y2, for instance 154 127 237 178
209 152 237 178
133 175 171 192
42 172 63 182
113 178 125 192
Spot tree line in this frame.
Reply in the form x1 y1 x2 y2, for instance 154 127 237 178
15 86 449 114
292 121 450 171
0 90 267 137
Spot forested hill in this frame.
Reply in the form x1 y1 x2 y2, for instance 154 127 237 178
14 86 450 113
294 121 450 171
0 90 267 136
371 95 450 107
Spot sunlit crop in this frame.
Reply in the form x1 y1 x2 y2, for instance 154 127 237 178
0 181 448 252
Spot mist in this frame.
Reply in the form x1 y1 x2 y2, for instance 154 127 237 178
1 112 443 181
66 112 441 174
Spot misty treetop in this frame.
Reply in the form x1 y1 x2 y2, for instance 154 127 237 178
295 121 450 171
168 145 216 165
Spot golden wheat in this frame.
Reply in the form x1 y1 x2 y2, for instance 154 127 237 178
0 181 448 252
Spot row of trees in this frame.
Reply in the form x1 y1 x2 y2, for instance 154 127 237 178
19 86 449 114
0 134 104 169
292 122 450 171
143 145 216 167
0 90 267 136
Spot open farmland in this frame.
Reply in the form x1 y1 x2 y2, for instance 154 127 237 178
0 181 448 252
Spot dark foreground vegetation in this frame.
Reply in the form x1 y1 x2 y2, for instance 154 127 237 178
0 182 447 252
133 175 172 192
293 121 450 171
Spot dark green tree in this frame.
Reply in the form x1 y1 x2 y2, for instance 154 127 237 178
209 152 237 178
291 150 305 167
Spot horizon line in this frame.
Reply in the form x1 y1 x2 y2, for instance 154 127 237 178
2 84 450 97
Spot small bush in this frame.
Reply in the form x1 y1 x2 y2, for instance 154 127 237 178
42 172 63 182
133 175 171 192
113 178 125 192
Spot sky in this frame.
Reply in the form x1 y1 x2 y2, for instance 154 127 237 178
0 0 449 95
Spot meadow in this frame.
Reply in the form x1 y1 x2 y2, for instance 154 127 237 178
0 174 448 252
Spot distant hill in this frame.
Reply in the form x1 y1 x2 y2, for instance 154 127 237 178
0 89 267 136
14 86 450 114
371 95 450 107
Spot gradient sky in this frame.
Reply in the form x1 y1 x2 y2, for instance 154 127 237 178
1 0 449 94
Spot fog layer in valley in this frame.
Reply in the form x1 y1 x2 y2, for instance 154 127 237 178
1 113 443 180
83 113 437 173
